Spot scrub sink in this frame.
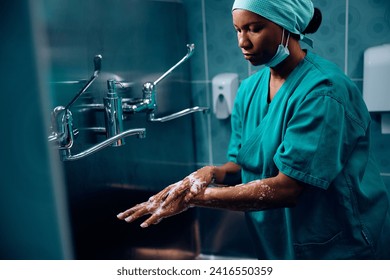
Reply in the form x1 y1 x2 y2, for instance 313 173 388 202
67 187 199 259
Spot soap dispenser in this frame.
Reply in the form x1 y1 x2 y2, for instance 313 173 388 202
212 73 239 119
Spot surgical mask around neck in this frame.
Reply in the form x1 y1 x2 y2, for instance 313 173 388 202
266 29 290 68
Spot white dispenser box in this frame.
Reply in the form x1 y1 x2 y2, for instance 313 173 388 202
363 44 390 134
212 73 239 119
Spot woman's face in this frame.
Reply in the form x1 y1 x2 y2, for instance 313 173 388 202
232 9 283 66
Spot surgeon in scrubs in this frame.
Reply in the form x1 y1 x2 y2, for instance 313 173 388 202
117 0 390 259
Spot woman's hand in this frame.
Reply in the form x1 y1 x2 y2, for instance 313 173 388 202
183 166 216 202
116 166 215 228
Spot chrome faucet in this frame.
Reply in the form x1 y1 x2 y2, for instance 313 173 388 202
60 128 145 161
48 44 208 161
48 55 146 161
122 44 209 122
104 79 125 146
48 55 102 149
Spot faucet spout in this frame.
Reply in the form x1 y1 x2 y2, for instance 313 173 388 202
62 128 145 161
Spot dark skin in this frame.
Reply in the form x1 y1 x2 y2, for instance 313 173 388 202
117 10 306 228
233 9 306 100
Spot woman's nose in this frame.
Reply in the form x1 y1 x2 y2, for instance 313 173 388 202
238 33 251 49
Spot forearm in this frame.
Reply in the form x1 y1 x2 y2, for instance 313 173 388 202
117 167 303 228
191 172 304 212
212 162 241 184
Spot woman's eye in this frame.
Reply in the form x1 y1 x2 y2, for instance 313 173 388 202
249 26 261 33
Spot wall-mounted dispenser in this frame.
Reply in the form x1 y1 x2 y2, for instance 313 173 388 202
363 44 390 134
212 73 239 119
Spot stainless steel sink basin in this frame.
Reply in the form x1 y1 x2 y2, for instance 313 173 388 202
68 187 199 259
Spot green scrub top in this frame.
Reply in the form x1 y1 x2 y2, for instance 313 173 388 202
227 51 390 259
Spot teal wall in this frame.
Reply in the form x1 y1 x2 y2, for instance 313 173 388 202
0 0 72 259
183 0 390 187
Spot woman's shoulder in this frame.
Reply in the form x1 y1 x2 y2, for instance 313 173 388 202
294 51 360 101
303 52 350 87
299 51 370 129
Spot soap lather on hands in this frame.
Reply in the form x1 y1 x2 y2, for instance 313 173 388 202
116 166 215 228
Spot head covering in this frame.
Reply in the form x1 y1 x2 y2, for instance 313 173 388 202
232 0 314 47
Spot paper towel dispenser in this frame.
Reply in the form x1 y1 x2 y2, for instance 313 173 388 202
363 44 390 134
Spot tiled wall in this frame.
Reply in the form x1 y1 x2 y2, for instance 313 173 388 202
183 0 390 187
43 0 198 194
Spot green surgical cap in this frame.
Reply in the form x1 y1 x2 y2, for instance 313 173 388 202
232 0 314 46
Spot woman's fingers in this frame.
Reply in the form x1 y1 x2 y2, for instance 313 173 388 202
139 213 163 228
124 208 149 223
116 203 143 219
117 204 147 222
117 168 213 228
184 191 194 203
117 195 159 222
163 180 189 205
116 187 169 220
140 199 189 228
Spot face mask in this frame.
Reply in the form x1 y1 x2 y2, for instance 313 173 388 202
266 29 290 68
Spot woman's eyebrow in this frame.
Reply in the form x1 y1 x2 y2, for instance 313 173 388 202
234 21 264 28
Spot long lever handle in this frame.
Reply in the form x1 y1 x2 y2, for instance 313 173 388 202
64 54 102 111
153 44 195 86
149 106 209 122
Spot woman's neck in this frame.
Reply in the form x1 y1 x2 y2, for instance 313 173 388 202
270 43 306 79
268 42 306 102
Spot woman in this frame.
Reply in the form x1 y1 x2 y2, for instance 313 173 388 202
117 0 390 259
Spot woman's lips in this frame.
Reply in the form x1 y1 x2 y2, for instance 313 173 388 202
243 53 256 60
